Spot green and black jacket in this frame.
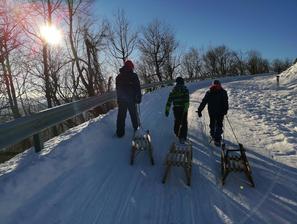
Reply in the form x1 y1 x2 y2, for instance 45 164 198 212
165 84 190 114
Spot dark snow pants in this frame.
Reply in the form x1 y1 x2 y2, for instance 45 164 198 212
209 114 224 142
116 100 139 137
173 107 188 140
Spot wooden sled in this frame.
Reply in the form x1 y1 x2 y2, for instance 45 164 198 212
130 130 155 165
221 143 255 187
162 141 192 186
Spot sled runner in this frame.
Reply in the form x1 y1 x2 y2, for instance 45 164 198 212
220 116 255 187
221 143 255 187
162 140 192 186
162 111 192 186
130 105 155 165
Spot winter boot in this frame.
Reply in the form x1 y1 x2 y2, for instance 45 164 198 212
179 137 186 144
214 140 221 147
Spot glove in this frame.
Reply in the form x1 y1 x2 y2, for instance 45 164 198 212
198 111 202 117
165 111 169 117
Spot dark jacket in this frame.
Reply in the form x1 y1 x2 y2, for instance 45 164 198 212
198 84 228 117
116 67 142 104
165 84 189 114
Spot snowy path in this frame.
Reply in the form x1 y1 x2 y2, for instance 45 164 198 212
0 75 297 224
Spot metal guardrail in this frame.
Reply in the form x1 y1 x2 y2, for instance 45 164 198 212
0 80 176 152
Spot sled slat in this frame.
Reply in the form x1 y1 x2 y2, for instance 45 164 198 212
162 142 192 186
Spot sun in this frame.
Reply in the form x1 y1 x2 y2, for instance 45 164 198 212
40 24 63 45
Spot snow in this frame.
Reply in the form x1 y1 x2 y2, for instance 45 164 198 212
1 72 297 224
281 62 297 80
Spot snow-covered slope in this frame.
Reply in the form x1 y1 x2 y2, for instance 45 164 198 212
281 62 297 79
280 62 297 87
0 74 297 224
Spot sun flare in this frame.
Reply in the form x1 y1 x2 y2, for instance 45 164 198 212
40 24 63 45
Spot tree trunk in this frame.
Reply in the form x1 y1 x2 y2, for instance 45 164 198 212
43 44 52 108
67 1 85 94
0 49 21 119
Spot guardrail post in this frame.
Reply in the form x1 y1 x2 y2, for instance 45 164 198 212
33 133 43 152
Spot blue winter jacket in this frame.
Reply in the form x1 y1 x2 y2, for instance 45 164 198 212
116 66 142 104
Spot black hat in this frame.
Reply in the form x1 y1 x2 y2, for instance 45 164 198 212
213 80 220 85
175 77 184 85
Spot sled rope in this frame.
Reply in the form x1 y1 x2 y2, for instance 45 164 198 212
137 104 142 129
226 115 240 144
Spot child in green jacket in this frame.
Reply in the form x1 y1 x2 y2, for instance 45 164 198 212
165 77 189 143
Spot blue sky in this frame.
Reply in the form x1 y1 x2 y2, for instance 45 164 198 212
94 0 297 61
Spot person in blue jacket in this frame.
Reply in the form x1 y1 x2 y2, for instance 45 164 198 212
116 60 142 137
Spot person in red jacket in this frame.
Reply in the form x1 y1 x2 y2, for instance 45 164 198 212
197 80 228 146
115 60 142 138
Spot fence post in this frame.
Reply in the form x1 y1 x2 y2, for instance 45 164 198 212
33 133 43 152
276 75 280 86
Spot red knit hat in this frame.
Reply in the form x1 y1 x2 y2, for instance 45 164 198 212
125 60 134 70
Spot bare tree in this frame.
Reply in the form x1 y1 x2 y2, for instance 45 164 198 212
271 58 292 74
246 50 269 75
65 0 108 98
21 0 64 110
203 45 241 77
181 47 203 79
64 0 113 116
82 23 109 96
108 9 138 65
137 56 155 83
65 0 85 98
0 0 24 119
233 50 246 75
138 19 178 82
162 34 180 80
163 54 180 80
